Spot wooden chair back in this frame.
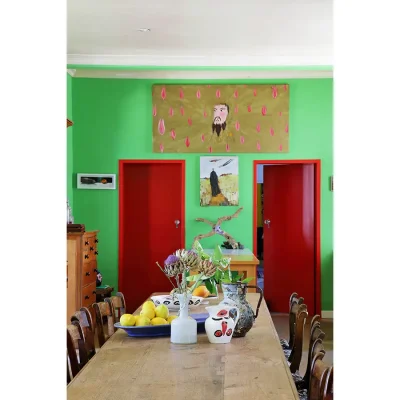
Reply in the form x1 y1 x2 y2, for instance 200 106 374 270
105 291 127 323
309 352 333 400
67 323 88 383
93 301 115 347
288 292 304 349
288 303 308 373
71 307 96 359
67 328 79 384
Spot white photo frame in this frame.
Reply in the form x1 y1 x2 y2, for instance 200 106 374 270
77 173 116 190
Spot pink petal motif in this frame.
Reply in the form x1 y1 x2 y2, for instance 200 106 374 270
279 144 283 152
208 146 212 153
272 86 278 99
256 141 261 151
152 105 157 117
261 105 267 116
180 106 184 116
207 84 211 88
240 136 245 144
201 134 205 142
185 136 190 147
235 121 240 131
169 107 174 117
161 87 166 100
256 123 261 133
234 105 239 113
159 143 164 153
203 110 207 117
279 111 282 117
234 90 238 98
196 89 201 99
188 118 192 126
247 105 252 112
253 89 257 96
270 128 275 136
283 84 288 91
170 129 176 140
216 89 221 98
179 88 184 99
226 143 230 152
285 124 289 133
158 119 166 135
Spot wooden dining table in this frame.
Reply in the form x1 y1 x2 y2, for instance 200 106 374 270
67 293 299 400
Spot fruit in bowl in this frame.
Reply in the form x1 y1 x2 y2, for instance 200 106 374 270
192 285 210 298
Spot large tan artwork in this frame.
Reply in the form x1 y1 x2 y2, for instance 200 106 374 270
152 84 289 153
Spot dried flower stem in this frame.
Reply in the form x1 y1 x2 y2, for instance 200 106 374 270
156 261 176 288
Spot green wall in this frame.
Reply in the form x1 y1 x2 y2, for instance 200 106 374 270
67 74 74 210
71 78 333 310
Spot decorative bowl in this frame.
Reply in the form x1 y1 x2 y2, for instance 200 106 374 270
115 313 208 337
150 295 204 310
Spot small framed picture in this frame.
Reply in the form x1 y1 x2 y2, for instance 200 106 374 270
77 173 116 190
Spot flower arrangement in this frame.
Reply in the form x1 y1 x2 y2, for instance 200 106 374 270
156 249 217 296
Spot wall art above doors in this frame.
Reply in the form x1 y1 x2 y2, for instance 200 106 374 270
152 84 289 154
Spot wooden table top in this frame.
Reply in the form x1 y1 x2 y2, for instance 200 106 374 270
67 294 299 400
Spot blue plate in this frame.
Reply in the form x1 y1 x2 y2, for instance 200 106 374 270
115 313 209 337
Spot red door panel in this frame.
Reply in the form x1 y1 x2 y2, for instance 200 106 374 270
263 164 315 314
119 162 184 312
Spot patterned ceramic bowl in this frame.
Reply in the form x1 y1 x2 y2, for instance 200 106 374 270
150 295 204 310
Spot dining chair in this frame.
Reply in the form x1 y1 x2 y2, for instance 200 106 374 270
93 300 115 347
105 291 127 323
283 303 308 374
67 323 88 384
280 292 305 351
71 307 96 359
308 352 333 400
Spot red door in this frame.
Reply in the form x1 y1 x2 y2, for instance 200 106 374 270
263 164 315 314
119 161 185 312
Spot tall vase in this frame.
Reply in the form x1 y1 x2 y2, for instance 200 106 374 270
170 293 197 344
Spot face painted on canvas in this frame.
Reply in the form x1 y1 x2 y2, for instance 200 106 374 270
212 103 230 137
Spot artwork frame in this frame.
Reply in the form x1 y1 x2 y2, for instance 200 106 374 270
200 156 239 207
77 173 116 190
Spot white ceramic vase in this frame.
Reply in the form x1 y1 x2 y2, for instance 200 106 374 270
205 305 240 344
170 293 197 344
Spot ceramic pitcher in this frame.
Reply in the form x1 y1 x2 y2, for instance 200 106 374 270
219 282 263 337
205 305 240 344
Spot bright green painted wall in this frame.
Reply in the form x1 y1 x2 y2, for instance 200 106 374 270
71 78 333 310
67 74 74 210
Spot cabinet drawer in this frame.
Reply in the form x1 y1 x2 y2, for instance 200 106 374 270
82 282 96 308
82 261 96 287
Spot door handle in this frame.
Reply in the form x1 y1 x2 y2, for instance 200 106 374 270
264 219 271 228
174 220 180 228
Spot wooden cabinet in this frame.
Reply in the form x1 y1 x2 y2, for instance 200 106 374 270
67 230 99 323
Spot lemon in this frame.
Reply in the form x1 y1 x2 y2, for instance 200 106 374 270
142 300 156 310
136 316 151 326
167 315 178 324
120 314 136 326
155 304 169 319
140 308 155 320
151 317 167 325
131 315 139 325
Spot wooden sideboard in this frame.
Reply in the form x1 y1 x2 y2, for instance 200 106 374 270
67 230 99 323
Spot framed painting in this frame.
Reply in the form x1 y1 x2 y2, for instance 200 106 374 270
152 84 289 153
200 156 239 206
77 173 116 189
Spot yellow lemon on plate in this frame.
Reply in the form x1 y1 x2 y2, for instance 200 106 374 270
142 300 156 310
151 317 167 325
140 308 155 320
155 304 169 319
136 316 151 326
120 314 136 326
167 315 178 324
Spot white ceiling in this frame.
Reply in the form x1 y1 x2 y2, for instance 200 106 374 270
67 0 333 71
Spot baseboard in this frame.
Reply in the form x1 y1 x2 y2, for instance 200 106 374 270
321 310 333 319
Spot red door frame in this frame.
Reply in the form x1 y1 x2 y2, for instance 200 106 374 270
253 159 321 316
118 159 186 291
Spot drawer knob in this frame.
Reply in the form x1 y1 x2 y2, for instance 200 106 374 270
85 241 89 245
85 255 89 259
92 290 96 295
85 295 90 300
95 239 99 243
95 251 99 255
94 268 98 273
85 272 90 276
90 246 94 251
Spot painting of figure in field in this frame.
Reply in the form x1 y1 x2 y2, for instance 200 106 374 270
200 156 239 207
